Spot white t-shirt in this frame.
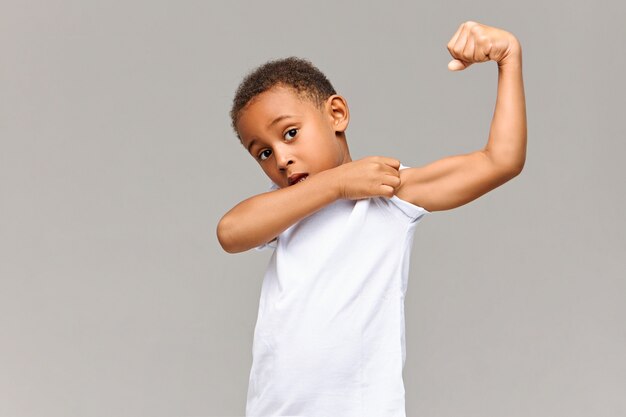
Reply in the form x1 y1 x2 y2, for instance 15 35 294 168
246 164 430 417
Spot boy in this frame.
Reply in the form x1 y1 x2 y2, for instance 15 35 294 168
218 21 526 417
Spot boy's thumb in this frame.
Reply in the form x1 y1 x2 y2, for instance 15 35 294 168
448 59 467 71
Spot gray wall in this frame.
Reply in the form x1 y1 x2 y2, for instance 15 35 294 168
1 0 624 416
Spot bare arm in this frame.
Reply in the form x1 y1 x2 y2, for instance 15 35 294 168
217 169 338 253
217 156 402 253
396 22 527 212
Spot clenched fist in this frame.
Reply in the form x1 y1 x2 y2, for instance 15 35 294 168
332 156 402 200
447 21 521 71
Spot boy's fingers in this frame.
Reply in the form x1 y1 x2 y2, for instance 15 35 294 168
462 33 476 62
379 184 396 198
447 22 465 53
379 157 401 169
452 24 469 58
383 165 400 179
448 59 467 71
385 174 402 189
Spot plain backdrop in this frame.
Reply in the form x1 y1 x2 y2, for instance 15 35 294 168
1 0 625 416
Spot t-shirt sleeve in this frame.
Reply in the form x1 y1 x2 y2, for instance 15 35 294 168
254 180 280 252
254 237 278 252
383 163 431 223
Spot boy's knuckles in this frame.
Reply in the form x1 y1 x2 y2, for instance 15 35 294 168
476 34 488 44
469 25 482 35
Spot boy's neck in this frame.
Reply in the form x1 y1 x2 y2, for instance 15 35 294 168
337 133 352 164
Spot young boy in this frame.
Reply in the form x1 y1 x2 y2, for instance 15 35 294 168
218 21 526 417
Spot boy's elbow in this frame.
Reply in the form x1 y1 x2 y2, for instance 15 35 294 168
508 158 525 178
497 163 523 185
487 145 526 179
494 155 525 181
216 216 242 254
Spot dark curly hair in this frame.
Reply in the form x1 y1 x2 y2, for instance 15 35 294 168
229 56 337 140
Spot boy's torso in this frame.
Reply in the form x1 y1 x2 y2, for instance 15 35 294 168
246 166 429 417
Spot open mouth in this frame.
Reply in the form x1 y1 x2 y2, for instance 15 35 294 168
288 173 309 186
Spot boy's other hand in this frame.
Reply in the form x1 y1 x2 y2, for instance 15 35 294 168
447 21 521 71
333 156 401 200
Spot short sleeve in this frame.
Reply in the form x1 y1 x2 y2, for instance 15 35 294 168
254 237 278 252
383 163 431 223
254 180 280 251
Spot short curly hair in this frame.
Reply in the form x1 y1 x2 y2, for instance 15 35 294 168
229 56 337 140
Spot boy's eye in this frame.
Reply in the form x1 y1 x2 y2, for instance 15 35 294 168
258 149 272 161
284 128 298 141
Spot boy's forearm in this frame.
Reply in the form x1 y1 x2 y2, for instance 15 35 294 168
484 41 527 175
217 169 340 253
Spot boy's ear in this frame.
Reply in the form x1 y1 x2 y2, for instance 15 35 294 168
325 95 349 133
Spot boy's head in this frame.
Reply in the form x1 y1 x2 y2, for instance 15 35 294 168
230 57 352 189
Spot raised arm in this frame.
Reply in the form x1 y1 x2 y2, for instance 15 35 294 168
217 156 402 253
395 21 527 212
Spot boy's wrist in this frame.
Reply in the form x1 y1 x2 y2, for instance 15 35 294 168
314 167 344 201
497 37 522 69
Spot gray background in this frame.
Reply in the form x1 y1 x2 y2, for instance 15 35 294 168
1 0 624 416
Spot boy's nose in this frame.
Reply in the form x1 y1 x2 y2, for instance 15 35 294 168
274 148 294 170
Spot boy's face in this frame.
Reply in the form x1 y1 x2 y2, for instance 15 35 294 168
236 85 351 189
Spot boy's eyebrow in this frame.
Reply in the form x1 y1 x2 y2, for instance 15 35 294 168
266 114 296 129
